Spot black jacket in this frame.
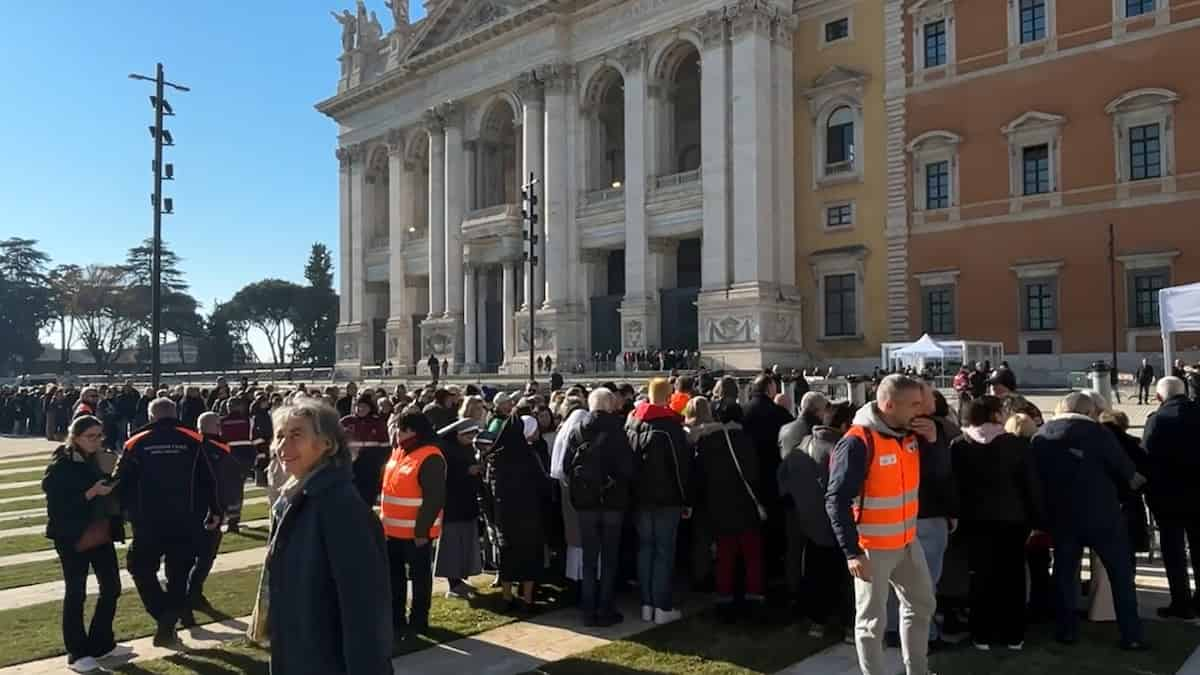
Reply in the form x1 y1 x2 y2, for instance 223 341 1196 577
778 426 839 547
485 416 548 541
179 397 206 431
692 422 763 536
916 417 957 520
423 404 457 435
1105 422 1151 552
115 418 221 532
42 446 124 547
626 402 690 508
439 437 481 523
742 394 793 505
200 433 246 517
951 428 1043 526
1141 395 1200 519
564 411 635 511
1032 414 1136 535
267 463 392 675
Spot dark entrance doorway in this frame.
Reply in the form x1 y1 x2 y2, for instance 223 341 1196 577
589 249 625 360
660 238 700 352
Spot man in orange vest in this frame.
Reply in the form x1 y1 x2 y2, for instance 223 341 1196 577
826 374 940 675
668 375 693 415
381 412 446 641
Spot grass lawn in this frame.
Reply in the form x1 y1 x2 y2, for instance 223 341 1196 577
927 619 1200 675
0 566 264 668
0 483 45 498
0 496 47 514
529 606 836 675
0 525 269 591
0 514 45 531
0 457 55 471
0 468 45 485
0 499 272 559
107 580 570 673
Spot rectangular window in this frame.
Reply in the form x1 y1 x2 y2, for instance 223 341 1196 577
826 123 854 167
1022 144 1051 195
1131 269 1168 327
1023 280 1056 331
1020 0 1047 43
1126 0 1156 17
924 286 954 335
826 204 853 228
924 20 947 67
825 18 850 43
824 273 857 337
1129 123 1162 181
926 161 950 209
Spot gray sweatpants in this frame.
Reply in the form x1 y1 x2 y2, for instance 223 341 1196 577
854 540 936 675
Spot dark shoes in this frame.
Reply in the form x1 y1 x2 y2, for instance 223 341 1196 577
1156 605 1197 621
178 610 197 628
595 611 624 627
1120 640 1152 652
152 615 180 648
190 594 217 614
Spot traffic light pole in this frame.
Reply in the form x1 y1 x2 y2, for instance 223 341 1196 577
522 172 539 386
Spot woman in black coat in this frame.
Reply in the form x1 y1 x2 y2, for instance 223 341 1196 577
266 399 392 675
43 415 128 673
1101 410 1151 560
485 414 548 612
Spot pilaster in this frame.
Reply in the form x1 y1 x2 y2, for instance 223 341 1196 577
698 9 731 291
696 282 805 371
518 71 546 309
386 130 414 374
424 110 447 318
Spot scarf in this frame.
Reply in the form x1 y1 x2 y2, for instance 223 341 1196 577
964 423 1006 445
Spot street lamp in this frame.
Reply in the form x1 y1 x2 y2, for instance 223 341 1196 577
130 63 189 390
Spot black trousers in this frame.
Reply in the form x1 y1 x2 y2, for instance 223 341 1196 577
1027 545 1053 620
128 527 201 623
353 447 390 507
187 529 223 601
1052 526 1143 644
1137 383 1152 404
56 541 121 661
388 537 433 633
802 539 853 627
964 522 1029 646
1158 516 1200 609
227 447 256 523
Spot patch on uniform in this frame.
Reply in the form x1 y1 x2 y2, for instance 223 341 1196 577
879 454 897 467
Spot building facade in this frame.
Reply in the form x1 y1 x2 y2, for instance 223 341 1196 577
896 0 1200 379
320 0 806 377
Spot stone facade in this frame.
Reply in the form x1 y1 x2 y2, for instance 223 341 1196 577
320 0 805 377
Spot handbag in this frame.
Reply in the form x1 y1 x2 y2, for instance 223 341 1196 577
722 428 768 521
75 518 112 552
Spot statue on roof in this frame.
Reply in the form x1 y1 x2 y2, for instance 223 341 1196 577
384 0 409 30
331 9 357 52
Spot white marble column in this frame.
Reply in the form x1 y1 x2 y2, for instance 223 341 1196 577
349 143 368 329
541 64 571 309
729 3 775 284
502 262 517 360
772 18 796 288
620 42 650 304
336 147 353 325
444 104 465 321
425 113 447 318
386 131 413 369
518 72 546 308
699 10 731 290
464 139 477 213
477 268 489 367
464 265 477 368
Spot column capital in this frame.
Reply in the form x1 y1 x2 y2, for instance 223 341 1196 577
422 108 445 135
437 101 463 128
349 142 369 165
536 62 577 94
386 128 405 156
696 9 729 49
615 39 647 75
515 71 544 104
336 146 353 171
772 14 797 47
727 0 775 40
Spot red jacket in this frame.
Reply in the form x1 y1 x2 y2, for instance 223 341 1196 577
220 414 254 453
341 414 390 458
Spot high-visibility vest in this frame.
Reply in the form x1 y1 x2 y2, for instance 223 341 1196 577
380 444 443 540
669 392 690 414
847 425 921 551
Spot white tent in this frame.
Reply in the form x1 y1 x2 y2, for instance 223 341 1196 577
1160 282 1200 367
891 333 947 359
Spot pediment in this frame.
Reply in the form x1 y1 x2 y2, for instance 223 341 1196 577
1105 88 1180 114
810 65 869 91
405 0 528 58
1001 111 1066 135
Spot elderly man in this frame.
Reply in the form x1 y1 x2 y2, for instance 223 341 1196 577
73 387 101 420
1033 392 1146 650
1143 376 1200 620
115 398 223 647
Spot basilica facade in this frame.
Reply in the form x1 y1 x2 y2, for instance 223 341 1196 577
320 0 808 376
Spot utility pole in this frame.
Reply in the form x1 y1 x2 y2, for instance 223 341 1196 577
1109 223 1119 394
521 172 540 386
130 64 189 390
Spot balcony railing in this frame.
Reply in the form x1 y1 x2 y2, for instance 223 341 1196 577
651 169 701 191
465 203 513 219
370 233 389 251
462 203 522 240
581 186 625 206
824 160 854 176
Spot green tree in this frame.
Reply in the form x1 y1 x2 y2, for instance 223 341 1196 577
292 243 339 364
0 238 52 372
226 279 304 364
122 238 188 293
73 265 141 368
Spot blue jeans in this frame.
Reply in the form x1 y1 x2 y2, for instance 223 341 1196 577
578 510 623 617
887 517 949 640
636 507 681 611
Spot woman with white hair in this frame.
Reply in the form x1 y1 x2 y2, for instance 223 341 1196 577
263 398 392 674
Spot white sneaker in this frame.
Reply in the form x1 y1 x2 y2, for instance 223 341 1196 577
97 644 133 660
973 642 991 651
1007 642 1024 651
654 608 682 625
641 605 654 622
67 656 100 673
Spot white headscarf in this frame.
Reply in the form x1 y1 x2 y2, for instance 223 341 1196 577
550 408 589 481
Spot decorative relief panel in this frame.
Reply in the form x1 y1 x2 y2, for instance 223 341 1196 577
518 326 556 351
623 319 644 349
704 315 757 344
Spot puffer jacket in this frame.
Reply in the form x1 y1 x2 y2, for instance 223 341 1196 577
777 426 840 546
626 402 690 508
951 424 1043 526
1031 413 1136 535
691 422 763 536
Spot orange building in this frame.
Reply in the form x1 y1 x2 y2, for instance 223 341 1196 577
893 0 1200 380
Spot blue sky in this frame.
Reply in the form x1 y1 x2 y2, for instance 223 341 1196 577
3 1 426 351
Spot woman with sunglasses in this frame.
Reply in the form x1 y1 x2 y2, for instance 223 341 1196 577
42 415 130 672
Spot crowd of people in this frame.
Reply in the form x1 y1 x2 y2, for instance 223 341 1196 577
30 359 1200 674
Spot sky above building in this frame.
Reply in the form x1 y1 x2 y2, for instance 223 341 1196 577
3 1 426 358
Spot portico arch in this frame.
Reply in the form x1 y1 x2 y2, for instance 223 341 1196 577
651 39 702 175
405 131 429 239
365 145 390 244
582 65 626 192
477 97 520 208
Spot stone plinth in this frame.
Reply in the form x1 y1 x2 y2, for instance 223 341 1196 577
696 283 805 371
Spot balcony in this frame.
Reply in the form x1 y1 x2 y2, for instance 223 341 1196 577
369 233 390 253
646 169 702 237
461 203 522 241
578 186 626 249
650 169 701 192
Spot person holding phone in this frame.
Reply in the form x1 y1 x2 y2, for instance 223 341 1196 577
43 415 131 673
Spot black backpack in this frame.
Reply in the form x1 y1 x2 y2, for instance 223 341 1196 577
568 431 611 510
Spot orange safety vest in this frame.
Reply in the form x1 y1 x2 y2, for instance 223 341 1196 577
668 392 690 415
379 444 444 540
847 425 921 551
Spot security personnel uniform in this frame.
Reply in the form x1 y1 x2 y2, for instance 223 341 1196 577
342 411 391 506
185 432 244 616
219 411 254 530
380 435 446 636
116 416 222 643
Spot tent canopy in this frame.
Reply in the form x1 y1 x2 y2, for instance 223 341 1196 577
891 333 947 359
1160 282 1200 366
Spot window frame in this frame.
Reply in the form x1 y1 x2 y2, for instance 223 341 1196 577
1107 89 1177 192
908 130 961 221
923 285 956 336
1129 267 1168 328
1018 0 1048 44
1007 0 1057 51
823 273 858 338
926 160 951 209
806 69 867 189
1011 261 1063 354
818 12 854 49
1021 278 1057 331
1128 123 1162 182
910 1 957 80
1003 111 1065 210
823 201 855 231
1022 144 1051 196
811 247 867 341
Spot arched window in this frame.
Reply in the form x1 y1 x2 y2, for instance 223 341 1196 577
583 66 625 193
826 106 855 173
478 99 520 208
